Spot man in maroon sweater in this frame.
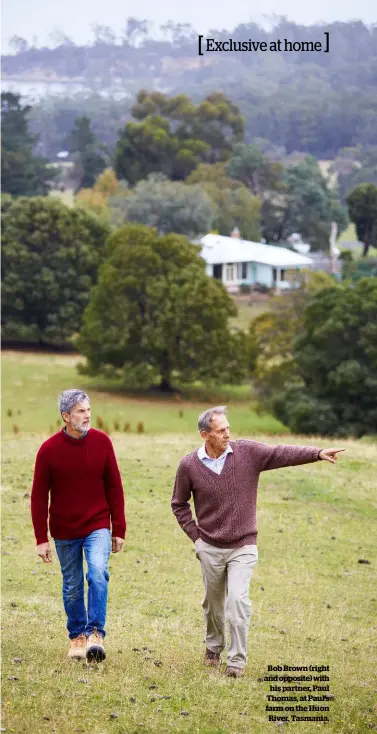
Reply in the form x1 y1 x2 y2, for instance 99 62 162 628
31 389 126 662
171 406 344 678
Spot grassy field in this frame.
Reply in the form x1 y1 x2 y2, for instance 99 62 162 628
2 352 286 438
230 297 272 332
2 352 377 734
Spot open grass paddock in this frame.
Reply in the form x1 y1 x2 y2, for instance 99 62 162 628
1 352 377 733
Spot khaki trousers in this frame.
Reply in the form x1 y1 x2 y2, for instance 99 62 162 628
195 538 258 669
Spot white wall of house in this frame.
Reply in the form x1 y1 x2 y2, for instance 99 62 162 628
205 260 275 288
221 261 257 286
204 257 309 291
205 260 286 289
255 263 273 287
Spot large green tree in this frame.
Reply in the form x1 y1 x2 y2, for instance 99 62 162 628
108 174 215 237
1 197 109 345
249 271 335 405
1 92 55 197
226 147 348 248
67 116 109 191
186 162 261 241
114 91 244 184
347 183 377 257
78 224 248 390
272 278 377 437
226 143 284 198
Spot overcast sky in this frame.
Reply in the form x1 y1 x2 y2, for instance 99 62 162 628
2 0 376 52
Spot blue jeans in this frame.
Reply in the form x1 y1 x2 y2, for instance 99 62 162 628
54 528 111 640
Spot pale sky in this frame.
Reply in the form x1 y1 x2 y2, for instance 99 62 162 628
2 0 376 53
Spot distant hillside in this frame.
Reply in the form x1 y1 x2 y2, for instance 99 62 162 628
3 19 377 159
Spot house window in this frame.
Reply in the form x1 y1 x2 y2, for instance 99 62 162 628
225 263 236 282
236 262 248 280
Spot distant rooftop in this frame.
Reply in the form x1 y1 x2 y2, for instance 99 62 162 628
199 234 313 269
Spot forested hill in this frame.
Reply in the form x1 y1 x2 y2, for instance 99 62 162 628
3 19 377 158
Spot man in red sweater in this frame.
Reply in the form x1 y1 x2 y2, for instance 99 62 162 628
31 389 126 662
171 406 345 678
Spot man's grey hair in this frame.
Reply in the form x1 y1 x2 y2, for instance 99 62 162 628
198 406 227 433
58 389 90 415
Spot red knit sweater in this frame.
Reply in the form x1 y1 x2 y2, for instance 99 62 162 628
171 439 320 548
31 428 126 544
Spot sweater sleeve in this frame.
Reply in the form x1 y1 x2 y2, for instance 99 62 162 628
251 441 320 472
31 446 51 545
103 442 126 539
171 459 200 543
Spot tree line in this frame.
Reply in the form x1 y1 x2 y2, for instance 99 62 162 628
2 194 376 437
3 19 377 159
2 90 377 255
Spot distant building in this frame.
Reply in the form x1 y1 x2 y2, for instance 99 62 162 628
198 233 313 292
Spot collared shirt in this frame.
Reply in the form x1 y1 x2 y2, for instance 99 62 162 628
197 444 233 475
64 427 88 439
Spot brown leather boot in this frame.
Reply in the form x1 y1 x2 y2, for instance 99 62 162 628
204 648 221 668
67 634 86 661
86 629 106 662
225 666 244 678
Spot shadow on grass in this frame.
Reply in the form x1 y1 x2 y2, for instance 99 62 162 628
84 379 255 405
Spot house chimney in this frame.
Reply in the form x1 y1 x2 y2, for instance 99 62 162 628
230 227 241 238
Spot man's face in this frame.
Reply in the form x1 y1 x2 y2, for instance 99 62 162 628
63 399 91 433
201 414 230 453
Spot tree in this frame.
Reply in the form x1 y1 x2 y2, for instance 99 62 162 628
75 168 127 222
263 157 348 249
91 24 117 46
123 18 149 47
160 21 197 48
108 174 215 237
186 162 261 241
249 271 335 405
78 224 248 390
347 183 377 257
67 116 108 191
331 146 377 201
225 148 348 248
9 36 29 53
1 197 109 345
114 91 244 184
226 143 284 197
1 92 55 197
272 278 377 437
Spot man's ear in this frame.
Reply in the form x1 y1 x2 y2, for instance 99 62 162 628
200 430 208 442
61 411 69 424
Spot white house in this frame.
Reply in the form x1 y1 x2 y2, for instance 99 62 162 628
199 233 314 292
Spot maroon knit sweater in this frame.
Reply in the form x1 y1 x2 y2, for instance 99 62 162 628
31 428 126 544
171 439 321 548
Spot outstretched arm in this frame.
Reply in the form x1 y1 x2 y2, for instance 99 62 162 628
251 441 345 472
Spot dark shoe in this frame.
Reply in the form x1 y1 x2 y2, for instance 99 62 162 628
86 630 106 662
204 648 221 668
225 666 244 678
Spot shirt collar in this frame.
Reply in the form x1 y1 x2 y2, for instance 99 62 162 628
198 444 233 460
63 426 88 440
